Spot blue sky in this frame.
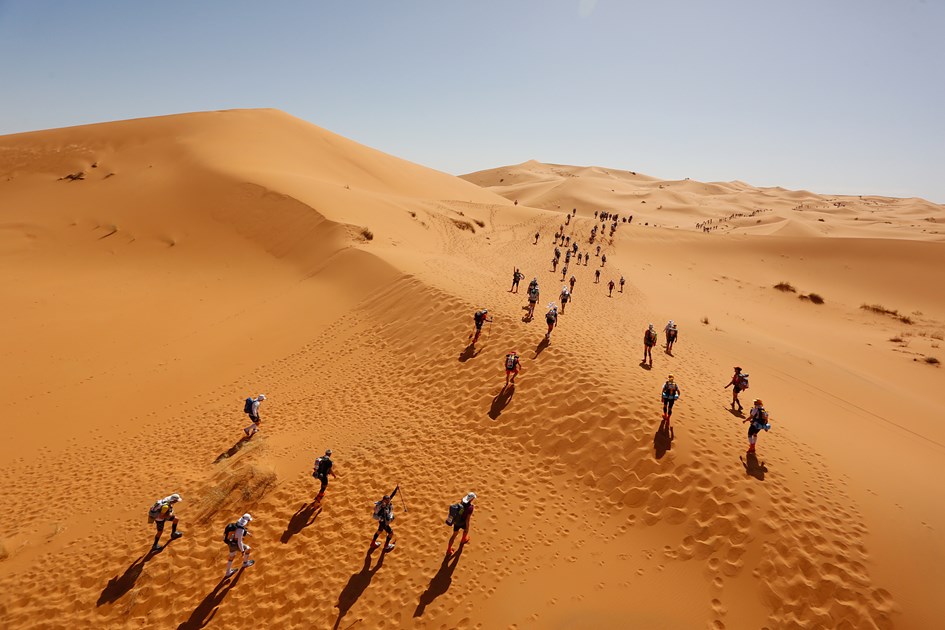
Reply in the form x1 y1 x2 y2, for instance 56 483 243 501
2 0 943 201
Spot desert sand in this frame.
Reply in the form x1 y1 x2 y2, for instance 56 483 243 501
1 109 943 629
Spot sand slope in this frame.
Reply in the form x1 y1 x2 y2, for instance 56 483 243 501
1 115 943 629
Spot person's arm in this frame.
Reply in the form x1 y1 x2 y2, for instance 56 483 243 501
253 400 261 417
235 527 247 551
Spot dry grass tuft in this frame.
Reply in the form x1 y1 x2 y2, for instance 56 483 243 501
799 293 825 304
452 219 476 233
474 219 486 228
925 356 940 366
360 227 374 241
701 316 710 325
773 282 796 292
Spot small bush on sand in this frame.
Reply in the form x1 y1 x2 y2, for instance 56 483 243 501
474 219 485 228
899 315 913 325
889 336 903 343
774 282 796 293
361 227 374 241
925 356 940 366
452 219 476 233
800 293 825 304
701 316 710 325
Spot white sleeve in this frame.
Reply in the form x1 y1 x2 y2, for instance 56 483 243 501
235 527 247 551
252 400 260 415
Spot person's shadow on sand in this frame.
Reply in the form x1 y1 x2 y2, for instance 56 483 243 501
97 549 160 606
534 337 550 358
727 407 745 418
213 435 252 464
334 548 386 630
177 571 244 629
654 418 674 459
414 545 465 618
458 343 479 363
639 361 652 370
741 452 768 480
488 384 515 420
280 501 322 544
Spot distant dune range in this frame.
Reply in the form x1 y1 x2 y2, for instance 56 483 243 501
1 109 943 628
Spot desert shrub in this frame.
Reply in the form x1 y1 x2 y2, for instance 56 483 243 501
800 293 825 304
452 219 476 233
925 356 940 366
932 332 944 341
701 316 710 325
474 219 485 228
889 336 903 343
774 282 796 293
361 227 374 241
899 315 913 325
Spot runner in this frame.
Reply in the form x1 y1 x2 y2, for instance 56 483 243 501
584 252 589 266
596 245 601 257
661 375 680 422
595 269 601 283
560 286 571 313
742 399 771 453
643 324 658 367
526 280 540 319
472 308 493 344
545 303 558 340
534 231 540 244
148 494 183 551
223 513 255 578
608 279 615 297
601 254 607 267
552 256 559 273
569 274 576 294
619 276 625 293
724 367 748 412
504 351 521 387
313 449 337 501
510 268 524 293
371 488 398 552
664 320 679 353
243 394 266 437
446 492 477 555
560 263 568 281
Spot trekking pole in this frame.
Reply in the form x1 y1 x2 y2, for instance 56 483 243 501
399 485 408 513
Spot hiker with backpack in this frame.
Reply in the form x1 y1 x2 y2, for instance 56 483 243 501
665 320 679 353
743 399 771 453
534 231 540 244
504 351 521 387
569 275 576 295
148 494 183 552
643 324 658 367
725 367 748 412
223 513 255 578
446 492 477 556
471 309 493 344
559 286 571 314
661 375 680 423
313 449 337 501
601 254 607 267
371 487 398 552
545 303 558 340
584 252 589 266
619 276 625 293
526 280 540 319
608 279 615 297
560 264 568 281
243 394 266 437
595 269 600 283
510 268 524 293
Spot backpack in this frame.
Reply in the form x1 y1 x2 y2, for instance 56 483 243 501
645 330 657 345
663 382 678 398
315 456 330 477
223 522 240 543
737 373 749 389
474 310 485 325
528 287 539 300
373 501 391 521
505 354 519 370
445 502 465 526
546 311 557 324
752 407 769 426
148 499 168 522
243 397 254 414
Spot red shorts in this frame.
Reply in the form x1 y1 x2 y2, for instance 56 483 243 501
506 367 519 376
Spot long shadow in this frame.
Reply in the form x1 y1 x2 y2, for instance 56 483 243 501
534 337 550 358
414 545 465 618
664 348 674 356
727 407 745 418
177 571 244 630
97 549 159 606
281 501 322 544
654 418 674 459
334 548 386 630
458 343 479 363
488 385 515 420
639 361 652 371
213 436 251 464
741 452 768 481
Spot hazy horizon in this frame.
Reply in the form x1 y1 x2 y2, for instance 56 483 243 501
2 0 943 202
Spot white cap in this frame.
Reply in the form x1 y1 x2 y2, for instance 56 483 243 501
257 394 266 400
238 513 253 526
463 492 477 504
168 493 182 503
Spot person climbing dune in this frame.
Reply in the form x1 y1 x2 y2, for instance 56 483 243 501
643 324 657 367
504 351 521 387
725 367 748 412
743 399 771 454
661 375 680 423
545 303 558 340
471 308 493 344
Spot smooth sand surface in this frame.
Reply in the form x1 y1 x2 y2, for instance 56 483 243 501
1 112 943 628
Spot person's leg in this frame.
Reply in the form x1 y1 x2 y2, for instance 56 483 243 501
226 549 237 576
448 527 459 552
667 399 675 418
384 523 394 550
152 520 165 550
242 547 254 567
170 515 182 540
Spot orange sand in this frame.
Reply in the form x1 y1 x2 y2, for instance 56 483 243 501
1 110 943 628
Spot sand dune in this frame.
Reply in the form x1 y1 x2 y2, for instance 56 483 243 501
1 112 943 628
